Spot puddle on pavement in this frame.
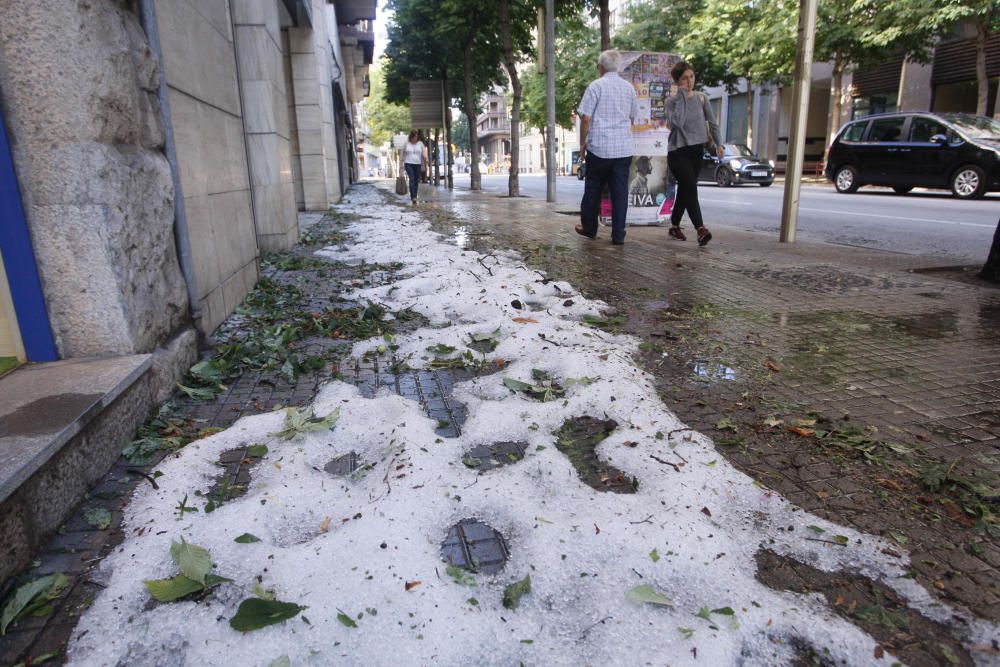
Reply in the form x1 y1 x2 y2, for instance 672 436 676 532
440 518 510 574
692 360 737 382
886 311 959 338
978 302 1000 341
755 549 972 667
553 416 637 493
462 441 527 472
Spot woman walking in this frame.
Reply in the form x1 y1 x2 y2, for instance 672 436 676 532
402 130 428 204
665 61 723 246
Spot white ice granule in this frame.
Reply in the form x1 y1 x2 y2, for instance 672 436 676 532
67 186 997 667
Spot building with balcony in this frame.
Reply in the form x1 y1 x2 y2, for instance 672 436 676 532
477 92 511 169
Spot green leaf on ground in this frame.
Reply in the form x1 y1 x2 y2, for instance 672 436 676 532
1 573 70 635
649 549 660 563
83 507 112 530
427 343 456 355
502 575 532 610
889 531 908 546
626 584 674 607
939 644 960 665
715 417 737 431
336 612 358 628
268 657 291 667
144 575 204 603
445 565 476 586
176 383 218 401
234 533 262 544
271 407 341 440
246 444 269 458
502 377 533 392
229 598 304 632
170 538 212 586
832 535 850 546
806 525 825 534
678 627 695 639
711 606 735 616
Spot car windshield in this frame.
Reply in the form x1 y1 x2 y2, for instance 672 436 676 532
942 114 1000 140
724 143 755 157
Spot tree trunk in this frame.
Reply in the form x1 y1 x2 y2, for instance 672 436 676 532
500 0 521 197
976 20 989 117
433 128 441 185
463 40 481 190
827 57 845 146
443 72 454 189
745 75 754 150
980 218 1000 283
600 0 610 51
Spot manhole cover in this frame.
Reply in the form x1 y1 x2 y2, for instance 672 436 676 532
440 518 510 574
462 441 527 471
553 417 637 493
324 451 361 475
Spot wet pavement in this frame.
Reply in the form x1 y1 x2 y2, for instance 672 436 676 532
1 181 999 665
407 179 1000 630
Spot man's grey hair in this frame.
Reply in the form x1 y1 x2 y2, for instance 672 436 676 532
598 50 621 73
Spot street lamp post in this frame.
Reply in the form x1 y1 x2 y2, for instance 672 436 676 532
779 0 819 243
545 0 556 202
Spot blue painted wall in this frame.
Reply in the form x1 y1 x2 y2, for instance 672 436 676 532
0 102 58 361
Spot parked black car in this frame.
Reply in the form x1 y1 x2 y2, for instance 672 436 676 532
825 111 1000 199
699 143 775 187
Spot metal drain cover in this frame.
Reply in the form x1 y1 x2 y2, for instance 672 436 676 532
440 518 510 574
324 451 361 475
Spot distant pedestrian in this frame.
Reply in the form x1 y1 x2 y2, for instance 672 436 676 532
403 130 428 204
576 49 639 246
664 60 723 246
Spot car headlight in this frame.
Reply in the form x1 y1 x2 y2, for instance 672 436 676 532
768 159 775 168
728 159 742 170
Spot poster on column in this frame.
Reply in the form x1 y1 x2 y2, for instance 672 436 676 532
598 51 683 227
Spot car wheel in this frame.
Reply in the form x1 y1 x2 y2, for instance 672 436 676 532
715 168 732 187
577 168 585 181
892 186 913 194
834 165 860 193
951 164 986 199
759 182 772 187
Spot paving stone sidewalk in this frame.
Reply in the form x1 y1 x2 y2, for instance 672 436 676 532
1 182 998 666
405 180 1000 631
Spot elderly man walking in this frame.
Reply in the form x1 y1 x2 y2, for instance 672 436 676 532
575 50 639 246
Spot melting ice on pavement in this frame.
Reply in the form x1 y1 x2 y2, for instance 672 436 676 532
68 186 997 666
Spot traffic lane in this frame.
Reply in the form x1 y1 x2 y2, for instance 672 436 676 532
697 184 997 263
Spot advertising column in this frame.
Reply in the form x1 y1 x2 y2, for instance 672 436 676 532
600 51 683 226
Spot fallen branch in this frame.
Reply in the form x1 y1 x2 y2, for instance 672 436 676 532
126 469 160 490
628 514 654 525
579 616 613 640
649 455 680 472
805 537 847 547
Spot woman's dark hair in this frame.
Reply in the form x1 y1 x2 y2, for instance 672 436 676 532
671 60 693 83
408 130 418 141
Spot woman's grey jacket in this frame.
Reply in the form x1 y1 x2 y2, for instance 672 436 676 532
664 89 723 151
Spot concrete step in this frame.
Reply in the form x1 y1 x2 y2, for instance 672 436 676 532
0 355 155 585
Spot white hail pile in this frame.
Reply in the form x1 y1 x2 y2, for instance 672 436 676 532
68 186 995 666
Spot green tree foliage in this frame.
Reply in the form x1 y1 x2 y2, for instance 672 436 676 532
365 60 411 147
867 0 1000 116
612 0 704 55
383 0 506 189
679 0 797 149
522 16 600 134
452 112 471 153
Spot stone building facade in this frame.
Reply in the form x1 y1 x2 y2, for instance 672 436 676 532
0 0 375 388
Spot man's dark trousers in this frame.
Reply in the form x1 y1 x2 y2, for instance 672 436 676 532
580 153 631 242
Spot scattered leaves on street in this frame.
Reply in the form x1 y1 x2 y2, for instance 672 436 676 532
1 573 70 635
271 407 340 440
230 598 305 632
626 584 674 607
502 575 532 610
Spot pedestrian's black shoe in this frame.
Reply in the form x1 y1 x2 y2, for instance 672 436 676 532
697 227 712 246
574 224 596 239
669 226 686 241
611 238 624 245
